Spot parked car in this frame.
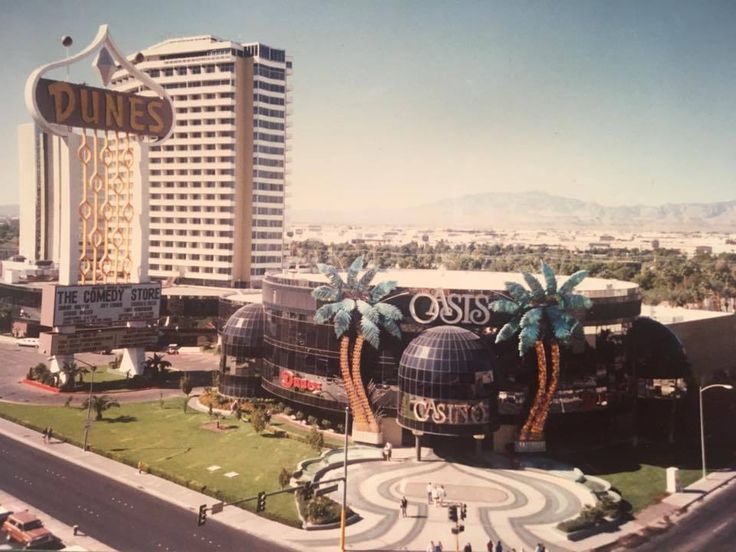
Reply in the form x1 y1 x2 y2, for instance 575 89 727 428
166 343 180 354
2 511 56 549
16 338 39 348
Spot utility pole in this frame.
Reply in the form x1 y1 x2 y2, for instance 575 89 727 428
340 407 349 552
78 358 97 452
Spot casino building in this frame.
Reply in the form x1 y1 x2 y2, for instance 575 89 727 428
219 269 736 450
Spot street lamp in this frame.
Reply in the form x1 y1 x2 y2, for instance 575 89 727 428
339 407 349 552
699 383 733 480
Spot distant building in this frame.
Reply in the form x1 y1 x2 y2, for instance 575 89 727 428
694 245 713 256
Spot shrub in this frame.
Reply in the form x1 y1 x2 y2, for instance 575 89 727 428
305 496 341 524
320 419 333 430
284 406 293 416
336 423 345 434
295 411 305 421
278 467 291 489
307 415 318 427
307 427 324 451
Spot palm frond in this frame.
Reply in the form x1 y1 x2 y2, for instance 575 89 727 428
522 272 546 301
561 293 592 311
518 324 540 356
520 307 543 328
314 302 340 324
381 318 402 339
558 270 589 295
371 280 398 302
334 309 352 338
340 298 356 312
490 299 519 315
360 316 381 349
541 261 557 295
317 263 345 289
347 256 364 287
375 302 403 321
356 300 379 323
495 320 520 343
504 282 531 304
311 285 340 302
358 267 378 290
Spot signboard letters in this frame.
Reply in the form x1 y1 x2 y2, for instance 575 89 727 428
39 327 158 356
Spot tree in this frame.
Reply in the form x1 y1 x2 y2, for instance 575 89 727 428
60 361 87 390
82 395 120 421
251 409 267 434
312 256 403 433
180 373 193 412
491 261 592 441
144 353 172 381
278 467 292 489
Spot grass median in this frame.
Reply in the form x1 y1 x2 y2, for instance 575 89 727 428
0 398 315 526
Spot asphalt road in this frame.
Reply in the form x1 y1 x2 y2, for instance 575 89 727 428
0 433 291 552
628 479 736 551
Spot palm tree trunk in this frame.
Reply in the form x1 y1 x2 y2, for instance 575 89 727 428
531 341 560 436
339 336 367 428
351 334 379 433
520 340 547 441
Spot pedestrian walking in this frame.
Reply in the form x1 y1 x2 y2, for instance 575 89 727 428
47 427 53 443
463 543 473 552
486 539 494 552
383 441 393 461
495 541 504 552
400 496 408 518
435 540 444 552
426 482 433 505
426 540 435 552
42 427 48 443
431 485 440 506
439 484 447 506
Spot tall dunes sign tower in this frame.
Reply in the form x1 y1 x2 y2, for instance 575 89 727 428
26 25 175 377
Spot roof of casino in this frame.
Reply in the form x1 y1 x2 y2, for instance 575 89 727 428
269 269 639 297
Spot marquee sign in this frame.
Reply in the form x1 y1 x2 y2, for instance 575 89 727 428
41 282 161 327
400 392 491 426
279 369 323 393
34 78 173 138
39 327 157 356
408 289 494 325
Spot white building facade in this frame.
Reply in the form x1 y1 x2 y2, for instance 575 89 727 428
112 36 291 288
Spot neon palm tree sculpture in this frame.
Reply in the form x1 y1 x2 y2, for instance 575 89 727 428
313 256 402 433
491 261 592 441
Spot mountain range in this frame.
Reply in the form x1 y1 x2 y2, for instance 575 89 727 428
290 192 736 231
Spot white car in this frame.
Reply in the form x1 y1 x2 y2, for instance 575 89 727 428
16 338 39 348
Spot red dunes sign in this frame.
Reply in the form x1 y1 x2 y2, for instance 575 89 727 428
280 370 322 392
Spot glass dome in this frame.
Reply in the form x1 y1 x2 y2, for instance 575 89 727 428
398 326 496 436
221 303 265 360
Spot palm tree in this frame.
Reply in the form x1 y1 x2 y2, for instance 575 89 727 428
491 261 592 441
82 394 120 421
313 256 402 433
144 353 172 381
60 361 87 390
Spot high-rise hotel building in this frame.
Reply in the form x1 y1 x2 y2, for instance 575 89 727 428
111 36 291 288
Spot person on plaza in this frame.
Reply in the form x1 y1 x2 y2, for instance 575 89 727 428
426 540 435 552
494 540 504 552
439 484 447 505
486 539 494 552
435 540 444 552
426 482 434 504
463 543 473 552
431 484 440 506
383 441 393 461
47 427 53 443
400 496 408 518
42 427 48 443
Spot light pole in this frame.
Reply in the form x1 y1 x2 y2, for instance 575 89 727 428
78 358 98 452
339 407 349 552
699 383 733 480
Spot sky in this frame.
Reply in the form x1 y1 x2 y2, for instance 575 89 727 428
1 0 735 211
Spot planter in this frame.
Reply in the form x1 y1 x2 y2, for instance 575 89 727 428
21 379 60 393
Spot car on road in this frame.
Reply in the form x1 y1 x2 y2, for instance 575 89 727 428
0 505 12 524
2 511 56 549
16 338 39 348
167 343 180 354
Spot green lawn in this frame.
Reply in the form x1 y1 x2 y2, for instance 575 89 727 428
0 399 316 526
557 444 705 513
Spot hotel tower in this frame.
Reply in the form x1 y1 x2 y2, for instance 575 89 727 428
111 36 291 288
